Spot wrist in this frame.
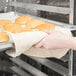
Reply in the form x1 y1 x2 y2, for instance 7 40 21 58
68 37 76 50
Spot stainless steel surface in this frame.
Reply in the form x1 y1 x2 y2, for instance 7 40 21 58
0 0 75 76
69 50 73 76
10 57 47 76
9 1 70 14
10 66 30 76
69 0 74 24
0 42 14 52
69 0 76 76
0 0 7 11
17 12 76 27
29 56 68 76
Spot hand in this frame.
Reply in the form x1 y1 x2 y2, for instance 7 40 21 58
34 30 73 50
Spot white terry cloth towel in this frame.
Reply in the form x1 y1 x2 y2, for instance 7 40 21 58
6 27 71 58
6 27 72 58
24 27 72 58
6 31 48 57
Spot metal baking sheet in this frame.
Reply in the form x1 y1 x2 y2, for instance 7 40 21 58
0 12 73 58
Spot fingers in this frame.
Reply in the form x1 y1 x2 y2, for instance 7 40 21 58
34 41 43 48
44 30 58 35
34 36 47 48
34 41 50 49
44 30 52 34
34 38 48 49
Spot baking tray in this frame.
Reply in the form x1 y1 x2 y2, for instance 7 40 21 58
0 11 74 76
0 11 73 58
0 12 73 51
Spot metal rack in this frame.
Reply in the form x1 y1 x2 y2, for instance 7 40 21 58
0 0 76 76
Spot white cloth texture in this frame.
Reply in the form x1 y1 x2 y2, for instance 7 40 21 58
0 12 72 58
6 27 72 58
6 31 48 57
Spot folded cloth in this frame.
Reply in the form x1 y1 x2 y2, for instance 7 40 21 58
0 12 72 58
6 31 48 57
23 26 72 58
6 27 72 58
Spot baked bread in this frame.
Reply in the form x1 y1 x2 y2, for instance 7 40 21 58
26 19 46 28
0 20 11 29
3 23 32 33
0 32 9 42
35 23 55 31
15 16 32 25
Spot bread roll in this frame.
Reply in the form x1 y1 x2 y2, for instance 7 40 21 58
0 20 11 29
35 23 55 31
4 23 32 33
0 32 9 42
26 19 46 28
15 16 32 25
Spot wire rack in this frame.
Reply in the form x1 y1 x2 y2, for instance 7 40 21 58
0 0 76 76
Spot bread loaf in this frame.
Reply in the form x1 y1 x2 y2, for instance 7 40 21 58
3 23 32 33
35 23 55 31
0 20 11 29
0 32 9 42
15 16 32 25
26 19 46 28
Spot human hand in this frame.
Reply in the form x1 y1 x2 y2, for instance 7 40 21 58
34 30 73 50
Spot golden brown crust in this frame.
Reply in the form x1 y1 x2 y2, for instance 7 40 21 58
0 18 55 33
0 32 9 42
35 23 55 31
26 19 46 28
15 16 32 25
3 23 32 33
0 20 12 29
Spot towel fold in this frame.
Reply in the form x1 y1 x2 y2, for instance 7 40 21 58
6 27 72 58
0 12 72 58
6 31 48 57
